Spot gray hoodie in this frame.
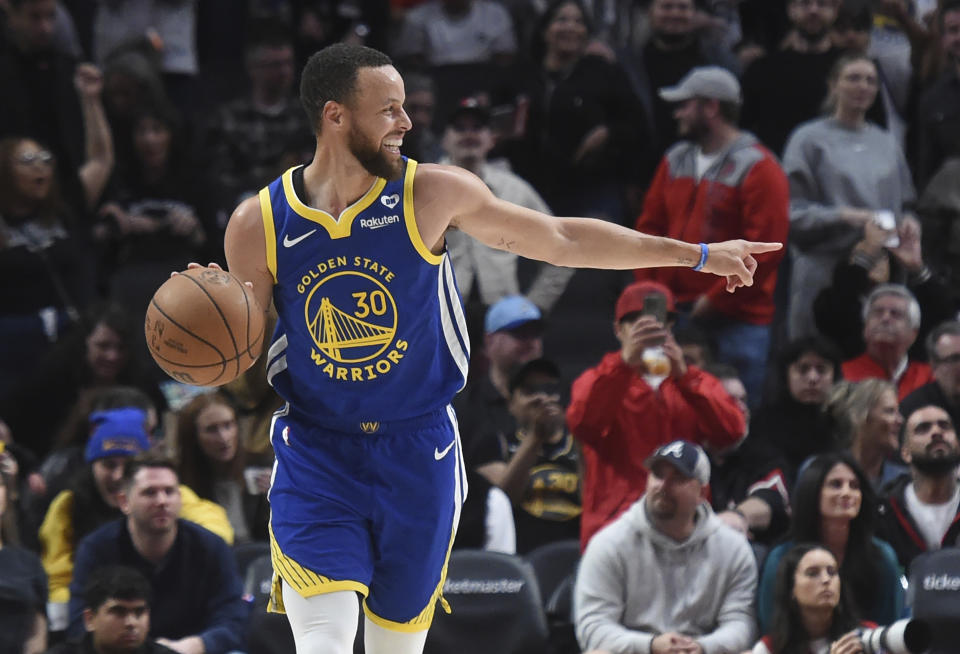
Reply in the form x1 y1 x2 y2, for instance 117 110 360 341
574 497 757 654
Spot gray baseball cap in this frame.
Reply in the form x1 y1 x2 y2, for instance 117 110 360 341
659 66 742 104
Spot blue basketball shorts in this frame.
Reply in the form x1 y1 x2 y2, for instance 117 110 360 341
267 404 467 632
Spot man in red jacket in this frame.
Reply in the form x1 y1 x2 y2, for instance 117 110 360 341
843 284 933 400
634 66 789 405
566 281 746 549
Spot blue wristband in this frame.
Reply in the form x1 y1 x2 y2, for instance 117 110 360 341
692 243 709 271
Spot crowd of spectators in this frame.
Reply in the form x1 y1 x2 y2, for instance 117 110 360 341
1 0 960 653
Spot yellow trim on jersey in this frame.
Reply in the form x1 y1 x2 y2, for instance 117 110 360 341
361 518 456 632
403 159 443 265
281 165 386 240
259 188 278 283
267 524 369 614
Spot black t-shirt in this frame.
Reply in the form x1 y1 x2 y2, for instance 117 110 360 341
741 48 841 155
472 424 581 554
0 215 91 314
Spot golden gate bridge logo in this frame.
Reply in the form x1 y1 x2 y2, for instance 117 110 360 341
304 271 398 363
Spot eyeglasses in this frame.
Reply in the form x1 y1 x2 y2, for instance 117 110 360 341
934 353 960 365
16 150 54 166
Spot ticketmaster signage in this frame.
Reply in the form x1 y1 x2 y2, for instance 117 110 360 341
443 579 526 594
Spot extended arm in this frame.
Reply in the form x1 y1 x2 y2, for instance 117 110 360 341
414 165 781 292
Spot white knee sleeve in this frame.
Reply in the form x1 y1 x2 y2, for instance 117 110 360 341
363 615 429 654
281 581 359 654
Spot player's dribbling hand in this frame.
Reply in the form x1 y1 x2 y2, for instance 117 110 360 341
174 262 255 291
699 240 783 292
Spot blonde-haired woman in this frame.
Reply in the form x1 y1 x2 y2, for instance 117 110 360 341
783 53 916 340
826 379 906 491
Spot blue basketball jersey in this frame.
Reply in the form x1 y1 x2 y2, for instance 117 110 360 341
258 158 469 426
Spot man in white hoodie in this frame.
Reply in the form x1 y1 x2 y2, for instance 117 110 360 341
574 440 757 654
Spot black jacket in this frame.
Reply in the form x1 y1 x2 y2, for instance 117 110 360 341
46 633 177 654
877 473 960 574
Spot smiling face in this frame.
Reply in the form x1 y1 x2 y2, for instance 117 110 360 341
863 388 903 455
793 547 841 611
93 456 129 508
543 2 589 58
341 65 411 180
649 0 695 37
673 98 711 142
819 463 862 522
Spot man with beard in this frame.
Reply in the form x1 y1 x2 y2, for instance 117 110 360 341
740 0 842 155
66 456 248 654
211 43 780 654
633 67 788 403
877 405 960 573
574 440 757 654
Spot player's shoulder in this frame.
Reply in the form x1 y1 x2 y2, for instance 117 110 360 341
413 162 489 201
227 194 265 228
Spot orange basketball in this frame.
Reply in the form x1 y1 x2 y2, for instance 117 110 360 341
145 268 265 387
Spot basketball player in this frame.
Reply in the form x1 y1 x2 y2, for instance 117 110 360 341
214 43 780 654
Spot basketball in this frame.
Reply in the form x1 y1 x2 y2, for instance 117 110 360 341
145 268 265 387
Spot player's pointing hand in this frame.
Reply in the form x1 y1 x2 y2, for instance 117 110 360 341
700 240 783 292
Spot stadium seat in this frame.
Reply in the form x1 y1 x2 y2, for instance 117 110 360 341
233 540 271 579
524 539 581 609
424 549 550 654
909 548 960 654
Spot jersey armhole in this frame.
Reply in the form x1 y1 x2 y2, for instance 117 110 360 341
259 187 279 283
404 160 443 266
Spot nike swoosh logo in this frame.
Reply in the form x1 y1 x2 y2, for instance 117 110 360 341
434 439 456 461
282 229 317 248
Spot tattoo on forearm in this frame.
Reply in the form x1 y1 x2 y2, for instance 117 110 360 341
677 256 697 265
497 237 516 250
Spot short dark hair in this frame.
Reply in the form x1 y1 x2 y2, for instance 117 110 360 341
926 321 960 362
300 43 393 133
84 565 152 612
508 358 561 395
122 453 178 489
